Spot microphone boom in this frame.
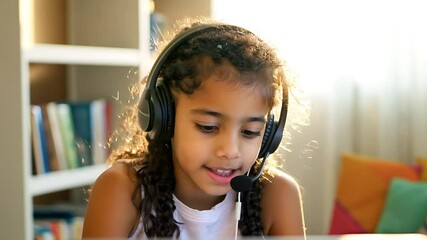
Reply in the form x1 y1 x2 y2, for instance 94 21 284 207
230 153 269 192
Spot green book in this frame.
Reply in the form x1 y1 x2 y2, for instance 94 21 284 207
56 103 79 169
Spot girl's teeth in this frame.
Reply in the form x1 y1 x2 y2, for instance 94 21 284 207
212 168 232 177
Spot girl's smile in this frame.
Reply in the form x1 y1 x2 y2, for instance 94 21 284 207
204 166 239 184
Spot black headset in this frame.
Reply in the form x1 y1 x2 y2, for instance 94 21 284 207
138 24 288 159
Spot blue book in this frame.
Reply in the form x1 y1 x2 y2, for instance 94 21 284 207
34 206 76 223
33 224 54 240
68 102 93 167
31 105 50 174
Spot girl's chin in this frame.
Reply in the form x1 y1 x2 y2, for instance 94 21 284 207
200 184 233 198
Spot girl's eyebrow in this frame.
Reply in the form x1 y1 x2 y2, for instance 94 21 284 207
247 116 267 124
190 108 266 123
191 108 221 117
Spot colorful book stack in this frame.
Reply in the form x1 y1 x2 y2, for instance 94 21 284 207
33 205 85 240
30 99 111 175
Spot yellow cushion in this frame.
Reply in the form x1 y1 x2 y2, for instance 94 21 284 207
416 157 427 181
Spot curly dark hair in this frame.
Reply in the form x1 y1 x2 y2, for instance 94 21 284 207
108 18 288 238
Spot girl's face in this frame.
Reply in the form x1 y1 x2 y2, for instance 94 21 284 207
171 66 270 208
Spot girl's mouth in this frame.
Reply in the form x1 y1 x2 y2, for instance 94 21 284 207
211 168 234 177
205 167 238 184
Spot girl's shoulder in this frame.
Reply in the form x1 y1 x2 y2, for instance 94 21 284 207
261 167 305 236
262 167 300 193
261 167 301 210
97 160 140 188
82 160 142 237
90 160 142 209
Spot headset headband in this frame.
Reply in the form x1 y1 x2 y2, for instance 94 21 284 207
138 23 288 159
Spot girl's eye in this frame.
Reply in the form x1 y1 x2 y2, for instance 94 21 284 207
241 130 261 139
195 123 218 133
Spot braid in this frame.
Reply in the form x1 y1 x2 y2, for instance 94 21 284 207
139 138 180 237
240 179 264 236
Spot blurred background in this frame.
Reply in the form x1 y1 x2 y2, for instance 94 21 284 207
1 0 426 238
216 0 427 234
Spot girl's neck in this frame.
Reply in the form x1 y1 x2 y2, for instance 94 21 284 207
173 189 227 210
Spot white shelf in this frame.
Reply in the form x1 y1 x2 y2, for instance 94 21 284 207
24 44 140 66
30 164 108 197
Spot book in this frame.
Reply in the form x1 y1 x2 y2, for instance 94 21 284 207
105 100 112 145
68 102 93 167
46 102 67 171
91 99 110 165
40 104 60 172
34 205 82 240
30 105 50 174
30 106 42 175
31 100 111 172
34 219 68 240
56 103 79 169
34 224 54 240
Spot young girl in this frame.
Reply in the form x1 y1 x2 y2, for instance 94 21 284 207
82 18 306 239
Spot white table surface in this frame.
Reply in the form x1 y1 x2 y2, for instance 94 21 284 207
303 234 425 240
240 234 427 240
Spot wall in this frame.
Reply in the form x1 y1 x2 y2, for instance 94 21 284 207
31 0 67 104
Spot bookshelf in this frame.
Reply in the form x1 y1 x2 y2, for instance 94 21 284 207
0 0 213 239
24 44 140 66
30 165 106 197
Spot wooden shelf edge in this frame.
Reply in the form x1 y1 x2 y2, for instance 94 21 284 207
23 44 141 66
30 164 108 197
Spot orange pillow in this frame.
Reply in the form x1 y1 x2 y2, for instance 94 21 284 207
329 153 420 234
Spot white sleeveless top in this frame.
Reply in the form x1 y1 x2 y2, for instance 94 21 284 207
128 190 240 240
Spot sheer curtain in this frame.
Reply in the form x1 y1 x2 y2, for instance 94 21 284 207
213 0 427 234
350 2 427 162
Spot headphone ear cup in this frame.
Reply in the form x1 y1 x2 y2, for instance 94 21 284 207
258 115 276 159
157 81 175 140
145 80 175 140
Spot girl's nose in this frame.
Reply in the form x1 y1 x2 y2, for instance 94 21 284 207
215 131 241 160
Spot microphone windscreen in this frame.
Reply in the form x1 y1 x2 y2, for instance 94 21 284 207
230 175 252 192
